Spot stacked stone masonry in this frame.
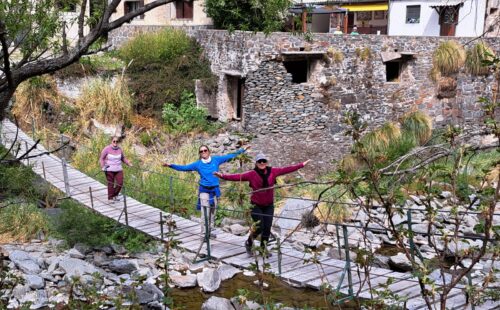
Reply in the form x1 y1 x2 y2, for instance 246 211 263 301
109 27 500 173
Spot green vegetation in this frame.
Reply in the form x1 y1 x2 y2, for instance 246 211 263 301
0 203 49 242
117 29 215 119
162 91 217 135
204 0 293 33
54 53 125 79
53 200 153 252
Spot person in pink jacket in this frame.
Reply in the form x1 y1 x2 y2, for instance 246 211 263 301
214 153 310 256
99 137 132 202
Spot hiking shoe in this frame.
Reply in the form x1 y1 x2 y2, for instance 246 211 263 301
113 196 121 202
245 240 253 257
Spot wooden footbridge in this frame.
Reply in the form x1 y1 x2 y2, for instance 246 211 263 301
0 119 492 310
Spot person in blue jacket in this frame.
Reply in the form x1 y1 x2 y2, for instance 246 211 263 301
163 144 250 238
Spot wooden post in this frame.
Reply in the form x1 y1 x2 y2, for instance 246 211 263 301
302 9 307 33
42 162 46 180
61 158 70 197
25 141 29 165
343 13 348 34
160 212 164 240
89 187 94 209
123 187 129 226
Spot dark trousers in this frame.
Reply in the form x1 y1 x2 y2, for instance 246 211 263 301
249 204 274 245
105 171 123 200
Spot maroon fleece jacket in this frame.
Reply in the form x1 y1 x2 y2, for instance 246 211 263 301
219 163 305 206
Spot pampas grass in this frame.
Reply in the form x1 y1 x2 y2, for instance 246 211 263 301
466 42 495 76
433 40 466 75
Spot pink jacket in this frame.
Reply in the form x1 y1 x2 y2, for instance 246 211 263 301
219 163 304 206
99 145 131 172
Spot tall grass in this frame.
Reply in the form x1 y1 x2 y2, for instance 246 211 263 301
432 40 466 75
0 203 49 242
76 77 133 125
12 75 60 124
465 42 495 76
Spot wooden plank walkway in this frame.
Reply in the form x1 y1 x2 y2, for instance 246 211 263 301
1 119 489 310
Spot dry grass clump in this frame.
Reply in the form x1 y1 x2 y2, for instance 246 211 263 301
437 76 458 98
0 203 49 242
314 203 351 223
341 111 433 172
12 75 60 124
432 40 466 75
76 77 133 126
466 42 495 76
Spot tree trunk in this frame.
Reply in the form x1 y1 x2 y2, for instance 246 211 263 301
0 87 16 120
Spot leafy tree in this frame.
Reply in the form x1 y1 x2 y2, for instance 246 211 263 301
0 0 177 120
204 0 292 33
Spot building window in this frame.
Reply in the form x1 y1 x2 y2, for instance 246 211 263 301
124 1 144 19
406 5 420 24
176 0 193 19
386 61 401 82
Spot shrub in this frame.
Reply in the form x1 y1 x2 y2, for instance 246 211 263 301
0 203 49 242
205 0 293 33
466 42 495 76
118 29 215 118
433 40 466 75
162 91 215 134
76 77 133 125
53 200 153 252
118 29 192 68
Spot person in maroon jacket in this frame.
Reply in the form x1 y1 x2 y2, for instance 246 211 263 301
214 153 310 256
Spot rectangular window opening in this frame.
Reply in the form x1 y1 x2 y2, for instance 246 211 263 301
284 60 309 83
176 0 194 19
386 61 401 82
124 1 145 19
406 5 420 24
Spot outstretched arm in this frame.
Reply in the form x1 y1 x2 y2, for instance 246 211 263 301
215 145 249 164
214 170 253 182
167 161 198 172
273 160 310 177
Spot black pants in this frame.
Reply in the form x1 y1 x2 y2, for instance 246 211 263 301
249 204 274 244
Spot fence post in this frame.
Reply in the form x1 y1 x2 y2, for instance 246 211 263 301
336 224 342 257
61 158 70 197
342 225 354 298
89 187 94 209
160 212 165 240
123 186 129 226
169 176 174 210
24 141 29 165
60 134 65 160
277 237 282 275
42 162 46 180
407 210 416 262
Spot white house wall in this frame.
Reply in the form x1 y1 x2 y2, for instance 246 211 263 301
388 0 486 37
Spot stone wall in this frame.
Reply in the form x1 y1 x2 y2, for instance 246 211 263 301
109 27 500 173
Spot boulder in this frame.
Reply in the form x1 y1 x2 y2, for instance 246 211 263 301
388 253 413 272
68 248 85 259
428 269 452 285
25 274 45 289
197 268 221 293
217 264 241 281
231 297 261 310
274 198 315 232
228 224 249 236
91 119 124 138
201 296 234 310
58 257 100 281
170 274 197 288
108 259 139 274
19 290 48 309
9 250 41 274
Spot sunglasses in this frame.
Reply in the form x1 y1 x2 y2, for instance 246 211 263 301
257 159 267 164
112 140 118 143
199 149 209 154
